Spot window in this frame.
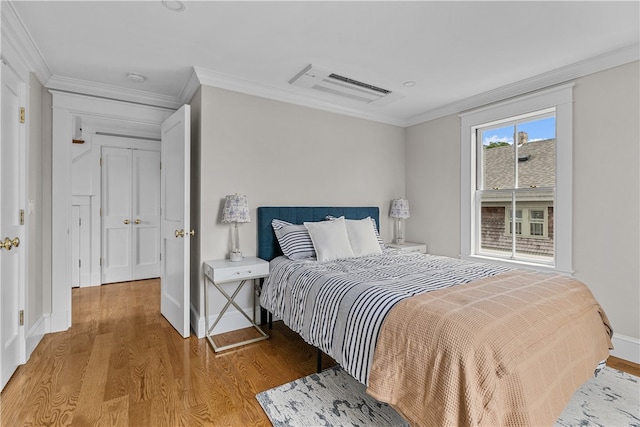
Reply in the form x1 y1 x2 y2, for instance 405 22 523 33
460 84 573 272
478 112 555 261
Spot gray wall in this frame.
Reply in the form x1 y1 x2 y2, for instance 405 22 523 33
406 61 640 343
191 86 406 329
26 72 52 352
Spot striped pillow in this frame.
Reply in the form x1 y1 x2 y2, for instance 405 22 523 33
272 219 316 260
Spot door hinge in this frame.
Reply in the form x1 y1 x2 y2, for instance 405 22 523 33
19 107 25 124
19 310 24 326
99 208 102 217
100 258 102 266
19 209 24 225
79 217 82 226
79 259 81 268
160 162 162 170
159 252 162 261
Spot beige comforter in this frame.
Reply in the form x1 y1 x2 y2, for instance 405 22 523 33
366 270 613 427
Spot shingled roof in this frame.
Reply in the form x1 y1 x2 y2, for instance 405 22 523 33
483 139 555 190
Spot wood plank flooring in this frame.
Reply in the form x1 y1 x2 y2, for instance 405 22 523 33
1 279 334 426
1 278 638 426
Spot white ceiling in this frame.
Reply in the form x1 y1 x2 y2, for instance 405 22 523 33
7 1 640 126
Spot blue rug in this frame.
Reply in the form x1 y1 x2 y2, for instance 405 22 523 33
257 366 639 427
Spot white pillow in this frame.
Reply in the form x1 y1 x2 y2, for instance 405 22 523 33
345 217 383 257
304 218 354 262
326 215 385 249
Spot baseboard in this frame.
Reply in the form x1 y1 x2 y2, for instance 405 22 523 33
49 310 71 333
190 303 204 338
610 333 640 364
191 304 259 339
25 315 46 360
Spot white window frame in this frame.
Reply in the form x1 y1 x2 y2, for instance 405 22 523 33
460 83 573 273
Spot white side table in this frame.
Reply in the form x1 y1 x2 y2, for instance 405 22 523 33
386 242 428 254
203 256 269 352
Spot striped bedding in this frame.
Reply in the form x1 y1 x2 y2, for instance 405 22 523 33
259 251 510 384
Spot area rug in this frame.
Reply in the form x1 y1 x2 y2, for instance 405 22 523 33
256 366 639 427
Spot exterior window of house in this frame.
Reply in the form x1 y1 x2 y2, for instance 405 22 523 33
506 207 548 238
507 209 523 235
460 83 573 272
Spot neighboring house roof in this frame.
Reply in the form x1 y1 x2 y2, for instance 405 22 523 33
483 139 555 190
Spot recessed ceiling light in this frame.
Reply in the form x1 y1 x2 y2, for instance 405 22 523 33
127 73 146 83
162 0 185 12
402 81 417 87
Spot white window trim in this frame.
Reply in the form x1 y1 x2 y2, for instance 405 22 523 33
460 83 574 274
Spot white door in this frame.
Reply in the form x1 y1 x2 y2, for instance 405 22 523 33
1 62 26 390
102 147 133 283
102 147 161 283
160 105 191 338
132 149 161 280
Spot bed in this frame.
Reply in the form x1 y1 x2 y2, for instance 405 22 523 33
257 206 613 427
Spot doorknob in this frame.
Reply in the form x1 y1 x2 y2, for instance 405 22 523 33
1 238 12 250
0 237 18 250
124 219 130 225
135 219 141 224
175 229 185 238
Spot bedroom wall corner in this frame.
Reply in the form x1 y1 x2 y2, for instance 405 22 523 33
25 72 48 357
405 115 461 258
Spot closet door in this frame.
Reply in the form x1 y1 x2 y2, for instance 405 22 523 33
102 147 133 284
132 150 160 280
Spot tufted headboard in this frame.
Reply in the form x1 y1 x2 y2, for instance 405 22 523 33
257 206 380 261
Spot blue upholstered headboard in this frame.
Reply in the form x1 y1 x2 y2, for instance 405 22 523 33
257 206 380 261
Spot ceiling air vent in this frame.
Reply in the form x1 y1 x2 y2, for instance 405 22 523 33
289 64 403 106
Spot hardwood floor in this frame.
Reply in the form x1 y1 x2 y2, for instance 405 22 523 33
1 279 334 426
1 279 638 426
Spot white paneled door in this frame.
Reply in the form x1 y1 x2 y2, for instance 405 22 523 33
1 62 26 390
102 147 160 284
160 105 191 338
132 150 162 280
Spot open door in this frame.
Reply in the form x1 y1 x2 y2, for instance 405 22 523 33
160 105 191 338
1 61 26 389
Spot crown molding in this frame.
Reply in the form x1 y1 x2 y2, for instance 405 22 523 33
406 43 640 127
46 75 180 110
178 67 202 105
192 66 406 127
1 1 52 84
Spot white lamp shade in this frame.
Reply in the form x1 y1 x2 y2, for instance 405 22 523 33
390 198 410 219
222 194 251 223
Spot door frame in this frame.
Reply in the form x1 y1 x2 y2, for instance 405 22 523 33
50 91 173 332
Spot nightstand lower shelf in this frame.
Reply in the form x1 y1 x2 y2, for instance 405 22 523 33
203 257 270 352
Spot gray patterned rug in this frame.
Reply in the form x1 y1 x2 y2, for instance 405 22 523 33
256 365 639 427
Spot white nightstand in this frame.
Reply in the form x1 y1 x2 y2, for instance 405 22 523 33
386 242 428 254
203 256 270 352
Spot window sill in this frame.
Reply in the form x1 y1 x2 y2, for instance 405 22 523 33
460 254 573 276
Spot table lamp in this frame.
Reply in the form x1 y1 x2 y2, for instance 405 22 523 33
390 198 410 244
222 194 250 261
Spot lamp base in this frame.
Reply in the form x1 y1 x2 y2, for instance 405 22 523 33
230 251 243 262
